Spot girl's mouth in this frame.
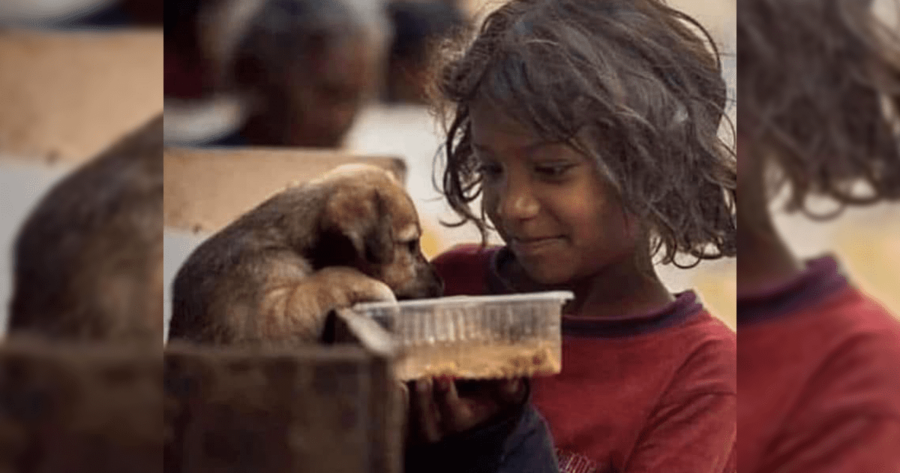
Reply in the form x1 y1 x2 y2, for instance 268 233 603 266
511 236 564 255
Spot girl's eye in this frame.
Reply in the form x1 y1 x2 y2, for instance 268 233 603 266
477 162 504 180
535 163 574 179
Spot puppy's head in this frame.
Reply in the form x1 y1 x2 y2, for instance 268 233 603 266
315 165 443 300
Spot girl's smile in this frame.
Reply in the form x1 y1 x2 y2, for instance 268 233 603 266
509 236 567 258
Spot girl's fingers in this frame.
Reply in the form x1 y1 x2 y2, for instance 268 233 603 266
408 377 524 442
497 378 526 403
412 378 442 443
397 382 410 443
436 376 501 433
398 381 410 411
435 376 473 433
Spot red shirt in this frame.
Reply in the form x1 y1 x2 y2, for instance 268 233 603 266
738 256 900 473
433 244 737 473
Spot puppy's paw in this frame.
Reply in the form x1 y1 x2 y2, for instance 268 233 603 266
315 266 397 306
354 280 397 304
256 267 398 343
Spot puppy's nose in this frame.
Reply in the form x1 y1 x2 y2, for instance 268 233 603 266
429 279 444 298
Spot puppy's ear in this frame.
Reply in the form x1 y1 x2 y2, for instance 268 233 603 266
322 189 394 265
363 193 395 264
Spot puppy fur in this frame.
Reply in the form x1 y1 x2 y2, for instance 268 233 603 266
8 115 164 343
168 164 443 345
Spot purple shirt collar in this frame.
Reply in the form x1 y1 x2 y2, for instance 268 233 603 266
486 247 705 338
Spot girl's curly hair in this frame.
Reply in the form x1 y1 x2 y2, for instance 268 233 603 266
739 0 900 217
430 0 736 268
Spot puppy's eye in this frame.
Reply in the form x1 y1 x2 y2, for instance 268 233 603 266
406 239 420 253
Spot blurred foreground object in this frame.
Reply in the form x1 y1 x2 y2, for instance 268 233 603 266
0 339 162 473
834 210 900 315
2 290 402 473
737 0 900 471
0 29 163 164
167 309 402 473
739 0 900 211
8 116 163 343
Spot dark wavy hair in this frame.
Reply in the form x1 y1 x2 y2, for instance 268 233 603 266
739 0 900 217
430 0 736 268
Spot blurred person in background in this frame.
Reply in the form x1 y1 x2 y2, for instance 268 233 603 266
164 0 469 147
737 0 900 471
7 115 163 344
222 0 387 147
163 0 252 145
164 0 390 148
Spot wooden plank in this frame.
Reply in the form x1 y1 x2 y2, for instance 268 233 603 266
0 337 401 473
0 339 163 473
164 342 402 473
328 309 404 473
0 29 163 164
163 147 408 233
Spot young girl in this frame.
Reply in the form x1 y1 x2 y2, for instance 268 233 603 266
405 0 738 471
738 0 900 471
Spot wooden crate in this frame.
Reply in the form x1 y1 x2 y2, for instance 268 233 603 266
0 338 163 473
0 310 405 473
166 310 402 473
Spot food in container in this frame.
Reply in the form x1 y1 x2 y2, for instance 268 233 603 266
353 291 573 380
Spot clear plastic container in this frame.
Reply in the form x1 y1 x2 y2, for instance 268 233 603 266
352 291 573 380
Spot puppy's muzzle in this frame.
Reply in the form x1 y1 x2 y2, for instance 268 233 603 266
397 263 444 300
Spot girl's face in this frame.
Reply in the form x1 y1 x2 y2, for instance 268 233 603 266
470 100 642 285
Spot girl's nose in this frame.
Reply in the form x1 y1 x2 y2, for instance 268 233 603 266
497 173 540 221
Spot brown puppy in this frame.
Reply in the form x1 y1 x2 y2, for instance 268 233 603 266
169 164 443 345
8 115 164 343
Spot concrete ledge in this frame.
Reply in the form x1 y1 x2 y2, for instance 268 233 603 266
0 29 163 164
163 146 407 234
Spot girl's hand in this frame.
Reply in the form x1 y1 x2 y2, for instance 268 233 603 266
402 377 527 444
